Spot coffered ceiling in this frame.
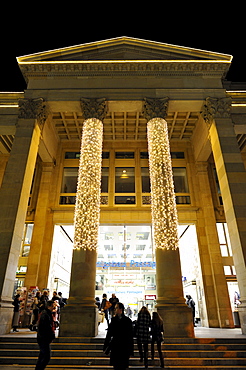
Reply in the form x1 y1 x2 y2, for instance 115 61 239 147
51 110 200 141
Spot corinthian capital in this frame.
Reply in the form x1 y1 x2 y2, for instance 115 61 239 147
202 97 232 126
143 97 169 121
18 98 48 126
80 98 107 121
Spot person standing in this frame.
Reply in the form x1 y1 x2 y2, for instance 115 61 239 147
150 312 164 368
186 295 196 326
39 290 49 312
109 293 119 318
103 302 134 370
136 306 151 368
12 294 20 332
58 292 66 309
101 293 110 327
126 305 133 318
95 297 101 309
35 300 55 370
30 291 41 331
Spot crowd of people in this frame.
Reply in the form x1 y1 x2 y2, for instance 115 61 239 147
12 290 67 333
12 290 198 370
12 290 67 370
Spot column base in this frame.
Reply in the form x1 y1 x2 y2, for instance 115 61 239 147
157 304 195 338
0 300 13 335
238 301 246 334
59 304 98 337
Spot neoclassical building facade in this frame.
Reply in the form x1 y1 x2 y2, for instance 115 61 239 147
0 37 246 337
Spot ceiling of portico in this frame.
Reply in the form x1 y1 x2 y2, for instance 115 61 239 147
51 110 200 141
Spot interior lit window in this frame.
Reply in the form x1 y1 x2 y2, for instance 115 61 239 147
216 223 232 257
102 152 110 159
171 152 185 159
115 196 136 204
213 168 223 205
140 152 149 159
65 152 80 159
173 168 189 193
224 266 233 275
101 167 109 193
21 223 34 257
61 167 78 193
141 167 150 193
115 167 135 193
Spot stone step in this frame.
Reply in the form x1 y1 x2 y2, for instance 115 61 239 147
0 337 246 351
1 336 246 369
1 336 246 344
1 366 246 370
1 356 246 366
1 348 246 358
1 340 246 351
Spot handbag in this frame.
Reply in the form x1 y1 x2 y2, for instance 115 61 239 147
98 311 105 323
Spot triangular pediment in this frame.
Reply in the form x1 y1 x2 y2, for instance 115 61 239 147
17 36 232 63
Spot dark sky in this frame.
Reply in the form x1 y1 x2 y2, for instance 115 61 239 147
1 7 245 92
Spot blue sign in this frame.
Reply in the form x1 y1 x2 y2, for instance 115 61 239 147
96 260 156 270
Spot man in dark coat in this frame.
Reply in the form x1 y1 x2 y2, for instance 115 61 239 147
103 302 134 370
35 300 55 370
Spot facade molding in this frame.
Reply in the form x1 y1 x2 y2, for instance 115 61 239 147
19 61 230 82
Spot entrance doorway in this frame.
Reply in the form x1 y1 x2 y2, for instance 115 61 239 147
96 225 155 317
47 222 236 327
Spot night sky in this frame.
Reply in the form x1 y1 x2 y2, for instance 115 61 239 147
1 7 245 92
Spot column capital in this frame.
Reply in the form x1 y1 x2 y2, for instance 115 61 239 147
18 98 48 127
80 98 107 121
143 97 169 121
202 97 232 127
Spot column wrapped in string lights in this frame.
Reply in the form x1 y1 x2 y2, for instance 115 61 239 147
73 98 107 251
144 98 179 250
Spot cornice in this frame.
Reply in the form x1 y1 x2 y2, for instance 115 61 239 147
19 60 230 82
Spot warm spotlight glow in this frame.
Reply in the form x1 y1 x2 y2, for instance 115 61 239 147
147 117 179 250
73 118 103 251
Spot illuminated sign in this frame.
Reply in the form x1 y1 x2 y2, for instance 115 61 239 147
96 260 156 269
145 294 156 300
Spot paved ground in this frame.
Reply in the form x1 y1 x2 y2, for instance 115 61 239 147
2 320 245 339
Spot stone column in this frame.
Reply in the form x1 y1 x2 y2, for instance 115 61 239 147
24 163 54 289
0 98 47 334
60 98 106 337
203 97 246 334
144 98 194 338
195 162 234 328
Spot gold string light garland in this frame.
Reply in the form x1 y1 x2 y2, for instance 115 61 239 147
73 118 103 251
147 117 179 250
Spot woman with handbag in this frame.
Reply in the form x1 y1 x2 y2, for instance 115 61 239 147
103 302 134 370
150 312 164 368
